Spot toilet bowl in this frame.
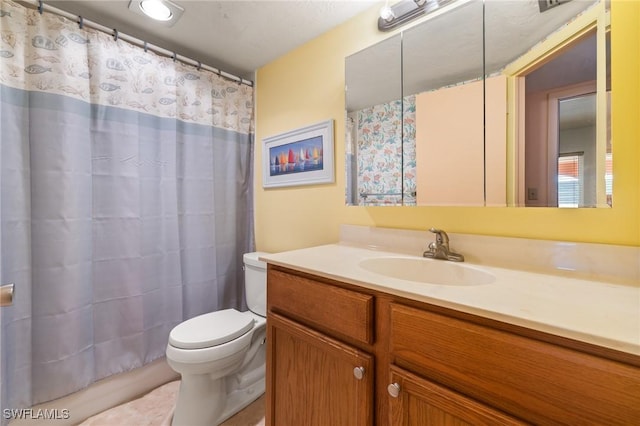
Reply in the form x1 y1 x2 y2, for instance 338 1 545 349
166 252 268 426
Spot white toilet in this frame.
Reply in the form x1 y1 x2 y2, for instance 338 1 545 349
166 252 268 426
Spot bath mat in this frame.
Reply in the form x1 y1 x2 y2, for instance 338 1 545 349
79 380 265 426
79 380 178 426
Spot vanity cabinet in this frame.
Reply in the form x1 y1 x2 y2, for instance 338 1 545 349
266 267 375 426
266 266 640 425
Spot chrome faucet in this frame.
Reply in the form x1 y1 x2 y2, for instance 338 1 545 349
423 228 464 262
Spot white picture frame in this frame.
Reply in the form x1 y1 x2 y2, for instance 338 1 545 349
262 119 335 188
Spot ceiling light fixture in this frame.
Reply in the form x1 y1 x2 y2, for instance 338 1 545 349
128 0 184 27
378 0 459 32
139 0 172 21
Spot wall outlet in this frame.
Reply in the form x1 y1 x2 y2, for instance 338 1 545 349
527 187 538 201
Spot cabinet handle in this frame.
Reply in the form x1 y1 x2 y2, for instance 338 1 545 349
353 366 365 380
387 382 401 398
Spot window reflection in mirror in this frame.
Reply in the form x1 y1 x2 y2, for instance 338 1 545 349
558 151 586 208
555 92 612 208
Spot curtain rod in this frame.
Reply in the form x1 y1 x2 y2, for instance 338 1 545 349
20 0 254 87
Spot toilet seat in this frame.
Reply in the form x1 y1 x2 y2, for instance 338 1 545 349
169 309 255 350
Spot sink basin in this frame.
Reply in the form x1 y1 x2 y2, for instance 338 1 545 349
358 257 495 286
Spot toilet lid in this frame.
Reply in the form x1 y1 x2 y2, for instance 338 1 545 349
169 309 255 350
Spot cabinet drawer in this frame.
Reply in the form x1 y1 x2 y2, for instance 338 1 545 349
268 268 374 345
390 303 640 425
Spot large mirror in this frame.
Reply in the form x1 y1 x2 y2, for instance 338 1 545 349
345 0 610 207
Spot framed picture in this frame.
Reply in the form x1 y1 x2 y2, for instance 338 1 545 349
262 119 335 188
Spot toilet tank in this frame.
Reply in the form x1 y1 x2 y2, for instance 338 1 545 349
243 252 268 317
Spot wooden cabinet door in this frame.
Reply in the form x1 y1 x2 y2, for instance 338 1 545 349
388 366 526 426
266 313 373 426
390 303 640 424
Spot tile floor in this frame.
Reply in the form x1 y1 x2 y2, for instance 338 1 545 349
79 380 265 426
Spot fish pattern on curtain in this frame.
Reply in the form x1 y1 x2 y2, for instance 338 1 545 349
0 0 254 413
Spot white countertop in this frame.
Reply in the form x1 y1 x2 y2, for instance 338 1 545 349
261 243 640 356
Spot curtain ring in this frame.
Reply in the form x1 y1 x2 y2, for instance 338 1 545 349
143 41 148 53
38 0 43 14
197 61 202 71
172 52 176 62
78 16 83 29
113 29 119 42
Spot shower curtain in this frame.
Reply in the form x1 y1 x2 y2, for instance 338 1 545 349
0 0 254 415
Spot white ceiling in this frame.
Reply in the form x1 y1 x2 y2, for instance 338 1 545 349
48 0 380 81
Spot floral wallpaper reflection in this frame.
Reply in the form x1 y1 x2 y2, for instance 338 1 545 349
402 96 417 204
352 96 416 205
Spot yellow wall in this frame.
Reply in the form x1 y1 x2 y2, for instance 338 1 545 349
255 1 639 253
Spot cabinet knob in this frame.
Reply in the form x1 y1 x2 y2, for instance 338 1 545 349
353 366 365 380
387 382 401 398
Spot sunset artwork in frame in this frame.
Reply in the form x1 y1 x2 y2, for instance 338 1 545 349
262 119 334 188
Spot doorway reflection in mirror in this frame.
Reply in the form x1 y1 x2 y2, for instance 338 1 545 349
520 28 610 208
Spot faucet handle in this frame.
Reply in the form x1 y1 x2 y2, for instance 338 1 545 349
428 228 449 245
